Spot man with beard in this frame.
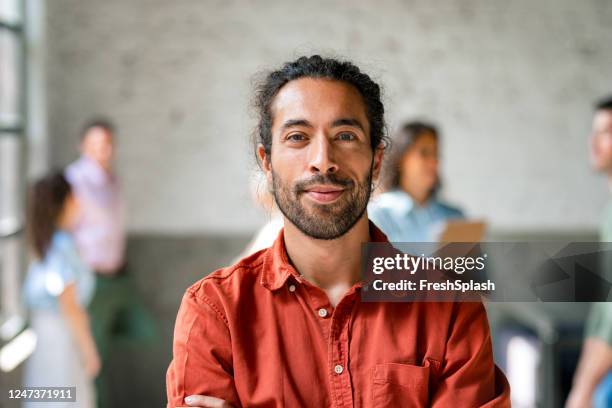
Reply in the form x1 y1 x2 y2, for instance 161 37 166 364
166 55 510 408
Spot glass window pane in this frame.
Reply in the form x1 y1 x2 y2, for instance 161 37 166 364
0 0 21 25
0 28 22 127
0 134 22 236
0 233 25 327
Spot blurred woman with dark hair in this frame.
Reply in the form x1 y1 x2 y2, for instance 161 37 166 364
368 121 464 242
22 172 98 408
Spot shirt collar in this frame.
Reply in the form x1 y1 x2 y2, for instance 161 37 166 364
260 219 389 291
380 190 437 218
77 156 114 185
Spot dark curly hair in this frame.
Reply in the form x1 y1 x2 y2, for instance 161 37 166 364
252 55 388 161
595 95 612 112
26 171 73 260
80 117 115 140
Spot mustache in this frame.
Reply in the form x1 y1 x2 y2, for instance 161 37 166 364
293 174 354 193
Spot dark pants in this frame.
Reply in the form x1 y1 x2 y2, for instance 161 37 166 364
88 271 157 408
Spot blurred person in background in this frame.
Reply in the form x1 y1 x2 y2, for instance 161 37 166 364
233 172 283 261
65 119 156 408
368 121 464 242
567 96 612 408
22 172 98 408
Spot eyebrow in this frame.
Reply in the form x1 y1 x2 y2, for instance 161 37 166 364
331 118 365 132
280 119 313 131
281 118 366 132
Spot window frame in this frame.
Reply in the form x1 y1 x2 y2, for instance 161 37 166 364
0 0 28 349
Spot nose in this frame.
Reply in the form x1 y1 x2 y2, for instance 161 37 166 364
307 134 339 174
430 156 439 171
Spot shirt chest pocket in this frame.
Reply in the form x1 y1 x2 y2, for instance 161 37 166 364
372 363 430 407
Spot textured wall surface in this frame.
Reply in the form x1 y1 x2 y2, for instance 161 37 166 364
45 0 612 234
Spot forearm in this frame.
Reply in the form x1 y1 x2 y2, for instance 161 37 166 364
569 338 612 404
58 287 98 360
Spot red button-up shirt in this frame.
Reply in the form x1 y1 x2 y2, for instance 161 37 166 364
167 222 510 407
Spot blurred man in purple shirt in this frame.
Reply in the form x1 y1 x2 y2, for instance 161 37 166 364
65 119 155 408
66 122 126 274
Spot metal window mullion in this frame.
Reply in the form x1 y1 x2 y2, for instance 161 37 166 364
0 21 22 32
0 127 24 134
1 17 26 133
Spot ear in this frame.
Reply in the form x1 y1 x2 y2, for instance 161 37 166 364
371 143 385 183
257 144 273 186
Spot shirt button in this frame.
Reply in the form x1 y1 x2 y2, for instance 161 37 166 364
288 284 296 292
318 308 328 318
334 364 344 374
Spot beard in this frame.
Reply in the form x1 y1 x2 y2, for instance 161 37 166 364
271 164 373 240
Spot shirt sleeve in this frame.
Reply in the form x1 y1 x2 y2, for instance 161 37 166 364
63 238 87 283
166 287 241 408
585 302 612 345
43 239 80 297
431 302 511 407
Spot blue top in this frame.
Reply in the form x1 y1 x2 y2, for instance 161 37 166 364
23 230 95 311
368 189 464 242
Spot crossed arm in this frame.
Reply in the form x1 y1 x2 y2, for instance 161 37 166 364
166 290 240 408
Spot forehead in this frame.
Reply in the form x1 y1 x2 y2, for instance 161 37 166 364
84 126 113 142
594 110 612 130
414 131 437 144
271 78 368 127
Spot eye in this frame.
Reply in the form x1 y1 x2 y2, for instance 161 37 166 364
286 133 306 142
337 132 356 141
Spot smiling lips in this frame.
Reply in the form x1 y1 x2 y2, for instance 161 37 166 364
303 185 346 203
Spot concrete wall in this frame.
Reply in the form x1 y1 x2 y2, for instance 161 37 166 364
45 0 612 235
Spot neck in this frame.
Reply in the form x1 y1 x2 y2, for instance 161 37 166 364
283 214 371 303
57 218 70 231
400 181 429 206
83 155 112 174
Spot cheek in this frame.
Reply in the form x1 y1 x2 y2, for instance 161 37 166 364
399 153 413 177
425 156 438 171
270 155 299 187
344 150 374 175
91 143 104 156
593 136 612 157
409 157 427 176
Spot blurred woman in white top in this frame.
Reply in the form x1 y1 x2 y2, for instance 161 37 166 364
22 172 99 408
